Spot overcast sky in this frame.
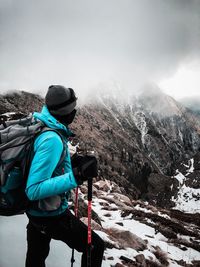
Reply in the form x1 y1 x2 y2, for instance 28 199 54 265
0 0 200 100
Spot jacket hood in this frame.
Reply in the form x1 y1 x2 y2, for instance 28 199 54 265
33 105 74 137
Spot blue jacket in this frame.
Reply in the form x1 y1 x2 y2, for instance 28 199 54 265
25 106 78 217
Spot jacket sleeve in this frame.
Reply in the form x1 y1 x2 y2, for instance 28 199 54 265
25 131 78 201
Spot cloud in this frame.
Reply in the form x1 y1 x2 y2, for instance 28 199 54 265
0 0 200 98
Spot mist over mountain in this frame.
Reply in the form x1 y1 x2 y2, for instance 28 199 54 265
1 0 200 96
179 96 200 115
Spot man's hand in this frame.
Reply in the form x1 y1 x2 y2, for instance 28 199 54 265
71 154 98 185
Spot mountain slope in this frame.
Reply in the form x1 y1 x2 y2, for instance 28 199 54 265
0 88 200 208
75 179 200 267
70 88 200 208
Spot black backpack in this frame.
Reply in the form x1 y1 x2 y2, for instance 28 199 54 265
0 115 66 216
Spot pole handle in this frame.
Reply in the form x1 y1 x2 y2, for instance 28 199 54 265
87 178 92 201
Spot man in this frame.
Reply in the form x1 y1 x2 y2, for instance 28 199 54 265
25 85 104 267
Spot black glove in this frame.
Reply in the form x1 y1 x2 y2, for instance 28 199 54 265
71 153 98 185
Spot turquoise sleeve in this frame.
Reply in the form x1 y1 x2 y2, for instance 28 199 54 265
25 131 77 201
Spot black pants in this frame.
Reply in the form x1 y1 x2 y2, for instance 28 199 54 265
25 209 104 267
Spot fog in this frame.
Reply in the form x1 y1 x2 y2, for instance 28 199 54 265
0 0 200 99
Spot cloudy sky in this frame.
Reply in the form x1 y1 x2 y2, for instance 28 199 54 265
0 0 200 99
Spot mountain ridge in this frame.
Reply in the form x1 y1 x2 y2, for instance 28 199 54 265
0 89 200 209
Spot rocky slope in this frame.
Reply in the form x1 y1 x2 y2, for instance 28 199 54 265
71 179 200 267
0 90 43 114
0 88 200 209
71 87 200 209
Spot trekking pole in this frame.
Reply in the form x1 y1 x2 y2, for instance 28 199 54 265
87 178 93 267
71 186 79 267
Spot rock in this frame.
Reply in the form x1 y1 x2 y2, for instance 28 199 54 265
135 254 146 265
79 184 99 196
110 181 123 194
69 196 102 226
100 195 133 211
94 180 111 191
105 228 147 251
102 206 119 211
79 185 88 195
99 201 110 207
111 192 132 207
0 91 44 115
147 173 175 208
153 246 169 266
114 263 126 267
120 255 135 264
116 222 124 226
192 261 200 267
80 217 102 231
104 213 112 217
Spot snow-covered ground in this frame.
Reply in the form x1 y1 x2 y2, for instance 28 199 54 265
90 187 200 267
0 215 81 267
172 158 200 214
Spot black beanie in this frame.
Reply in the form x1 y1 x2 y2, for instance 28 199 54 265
45 85 77 116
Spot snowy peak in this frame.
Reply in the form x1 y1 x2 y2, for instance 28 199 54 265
138 84 184 117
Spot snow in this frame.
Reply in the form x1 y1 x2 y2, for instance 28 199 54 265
157 211 171 219
99 99 124 129
0 215 81 267
102 248 123 266
68 142 77 155
0 112 16 117
186 158 194 175
132 111 148 144
92 189 200 266
108 215 199 265
159 242 200 263
134 204 153 213
174 172 186 185
172 184 200 213
172 157 200 214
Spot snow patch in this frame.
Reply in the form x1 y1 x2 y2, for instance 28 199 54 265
174 172 186 186
132 111 148 144
172 184 200 213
